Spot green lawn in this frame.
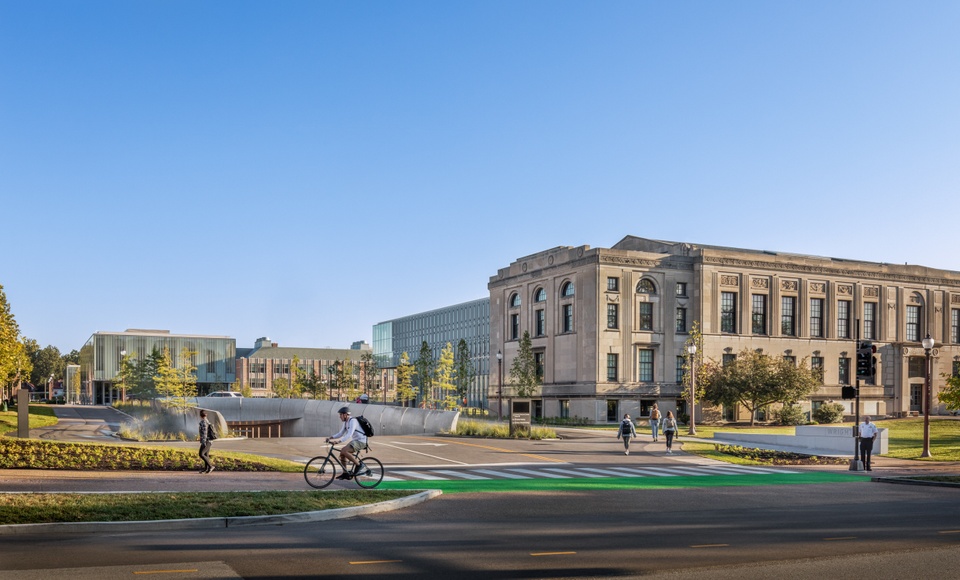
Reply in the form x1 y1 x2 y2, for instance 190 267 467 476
0 405 58 433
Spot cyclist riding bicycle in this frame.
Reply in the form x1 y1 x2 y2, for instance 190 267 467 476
326 406 368 480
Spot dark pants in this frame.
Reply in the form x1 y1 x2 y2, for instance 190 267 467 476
199 441 213 472
665 430 675 450
859 438 874 469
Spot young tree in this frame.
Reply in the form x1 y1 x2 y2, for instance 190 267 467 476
454 338 475 408
414 341 435 407
272 377 292 398
680 321 705 403
154 347 198 409
395 352 416 406
938 373 960 413
509 331 540 397
290 355 306 399
435 342 457 409
303 368 326 400
0 284 31 402
699 348 820 426
360 351 380 401
114 350 137 401
129 347 163 400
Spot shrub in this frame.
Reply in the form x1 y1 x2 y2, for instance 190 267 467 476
777 404 806 426
813 402 845 424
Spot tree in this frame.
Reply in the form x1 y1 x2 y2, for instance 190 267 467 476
414 341 435 407
509 331 540 398
435 343 457 409
699 348 820 426
0 284 31 402
395 352 416 406
154 347 198 409
360 351 380 401
128 347 163 400
680 321 705 403
272 377 292 398
303 368 326 400
115 351 137 401
454 339 475 408
62 349 80 365
938 373 960 413
290 355 306 399
28 342 64 387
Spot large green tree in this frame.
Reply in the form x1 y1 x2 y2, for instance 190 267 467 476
509 331 540 398
414 341 435 407
27 342 65 387
454 338 475 408
435 342 456 409
0 285 31 401
395 352 415 406
699 348 820 426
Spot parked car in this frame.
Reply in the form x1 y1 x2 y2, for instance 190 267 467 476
206 391 242 398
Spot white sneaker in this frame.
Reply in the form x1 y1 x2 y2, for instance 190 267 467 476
667 449 672 454
625 450 629 455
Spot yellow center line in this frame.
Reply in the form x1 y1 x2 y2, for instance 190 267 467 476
690 544 728 549
531 551 577 556
134 571 199 575
349 560 403 565
938 530 960 535
823 537 857 541
409 436 567 463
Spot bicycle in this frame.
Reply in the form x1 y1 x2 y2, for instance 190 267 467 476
303 443 384 489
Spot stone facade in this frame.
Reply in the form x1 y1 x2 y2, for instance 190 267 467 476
489 236 960 423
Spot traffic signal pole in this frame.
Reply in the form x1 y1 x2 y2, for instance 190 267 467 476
849 320 864 472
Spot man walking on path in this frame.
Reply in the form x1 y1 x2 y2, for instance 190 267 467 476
617 414 637 455
858 416 879 471
198 410 215 474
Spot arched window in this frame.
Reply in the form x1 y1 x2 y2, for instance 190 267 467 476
637 279 657 294
510 293 521 308
560 281 575 297
534 288 547 302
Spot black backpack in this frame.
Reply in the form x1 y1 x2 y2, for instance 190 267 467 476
356 416 374 437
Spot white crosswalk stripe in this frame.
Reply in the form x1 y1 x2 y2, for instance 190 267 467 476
472 469 531 479
433 470 491 480
391 470 448 480
505 468 570 479
383 463 800 481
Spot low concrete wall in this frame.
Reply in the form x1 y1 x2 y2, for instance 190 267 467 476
194 398 459 437
713 425 888 455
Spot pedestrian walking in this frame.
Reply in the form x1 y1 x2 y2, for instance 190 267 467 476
649 403 661 442
662 411 678 454
617 414 638 455
858 415 879 471
198 410 216 474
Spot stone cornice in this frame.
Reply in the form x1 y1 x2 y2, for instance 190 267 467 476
701 256 960 287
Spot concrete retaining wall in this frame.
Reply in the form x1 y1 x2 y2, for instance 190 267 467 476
713 425 888 455
194 398 459 437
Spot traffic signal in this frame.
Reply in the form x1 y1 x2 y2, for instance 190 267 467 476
841 386 857 400
856 341 875 379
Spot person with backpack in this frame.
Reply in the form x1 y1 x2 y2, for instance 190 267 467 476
649 403 662 442
616 413 638 455
326 406 368 480
662 410 678 454
198 410 216 474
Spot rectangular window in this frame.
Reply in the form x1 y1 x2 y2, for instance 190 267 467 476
638 302 653 331
908 356 926 379
638 349 654 382
952 309 960 344
676 356 685 383
906 305 921 342
676 282 687 296
783 355 796 366
534 352 544 381
607 304 619 329
607 353 618 382
752 295 767 335
781 296 796 336
810 298 824 338
510 313 519 340
607 277 619 292
837 300 851 339
722 353 736 366
676 307 687 332
535 309 545 337
910 385 922 411
811 356 824 384
721 292 737 333
953 360 960 378
863 302 877 341
839 357 850 385
560 399 570 419
562 304 573 333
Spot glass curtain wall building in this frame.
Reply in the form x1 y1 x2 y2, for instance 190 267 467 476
373 298 490 409
79 329 236 405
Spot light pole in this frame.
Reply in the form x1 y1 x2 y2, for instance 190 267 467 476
921 333 935 458
119 350 126 403
496 350 503 422
687 343 697 435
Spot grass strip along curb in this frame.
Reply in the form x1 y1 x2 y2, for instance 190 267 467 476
378 472 866 494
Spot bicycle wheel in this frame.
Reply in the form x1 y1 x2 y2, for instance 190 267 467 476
354 456 384 488
304 456 337 489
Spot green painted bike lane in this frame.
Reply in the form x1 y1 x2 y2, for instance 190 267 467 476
378 471 868 493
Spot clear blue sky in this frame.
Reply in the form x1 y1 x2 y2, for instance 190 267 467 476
2 1 958 354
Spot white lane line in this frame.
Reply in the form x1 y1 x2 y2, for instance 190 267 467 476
391 470 448 481
473 469 531 479
432 470 490 480
374 442 468 465
505 468 570 479
545 468 606 478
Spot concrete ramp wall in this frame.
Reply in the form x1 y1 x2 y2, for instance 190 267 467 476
194 398 459 437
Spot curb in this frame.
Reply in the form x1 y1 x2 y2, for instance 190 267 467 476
0 489 442 536
873 477 960 488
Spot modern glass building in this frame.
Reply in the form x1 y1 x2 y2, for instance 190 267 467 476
79 329 236 405
373 297 491 409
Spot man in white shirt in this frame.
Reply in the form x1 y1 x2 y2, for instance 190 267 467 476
858 416 879 471
327 406 368 480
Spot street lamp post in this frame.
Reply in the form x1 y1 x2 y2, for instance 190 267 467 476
496 350 503 422
921 334 935 458
119 350 126 403
687 343 697 435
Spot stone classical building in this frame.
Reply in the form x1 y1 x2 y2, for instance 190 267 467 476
489 236 960 424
